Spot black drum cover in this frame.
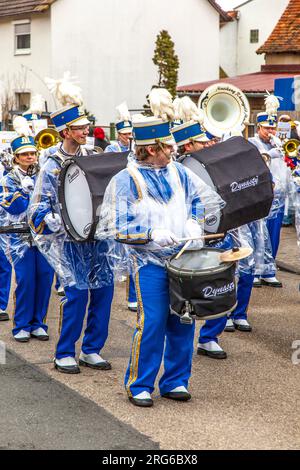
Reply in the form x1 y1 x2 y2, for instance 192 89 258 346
58 151 128 241
166 248 237 321
181 136 274 233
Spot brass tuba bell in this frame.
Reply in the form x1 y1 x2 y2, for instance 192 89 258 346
198 83 250 138
35 128 61 150
283 138 300 157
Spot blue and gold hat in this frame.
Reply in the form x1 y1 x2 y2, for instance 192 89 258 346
116 120 133 134
11 135 37 154
22 112 42 122
171 120 209 147
257 112 277 128
132 117 174 146
50 105 90 132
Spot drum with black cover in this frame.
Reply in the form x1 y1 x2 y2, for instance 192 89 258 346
166 248 237 324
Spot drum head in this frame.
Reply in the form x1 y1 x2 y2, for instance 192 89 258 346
62 162 93 240
169 248 229 274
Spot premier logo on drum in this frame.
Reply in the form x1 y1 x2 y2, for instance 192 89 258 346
230 176 259 193
202 282 235 298
68 168 80 184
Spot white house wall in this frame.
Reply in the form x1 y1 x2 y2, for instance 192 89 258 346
220 20 238 77
0 12 53 110
50 0 220 124
235 0 289 75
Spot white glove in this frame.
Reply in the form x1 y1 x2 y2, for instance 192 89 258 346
21 176 34 194
185 219 203 249
151 229 179 247
45 212 62 233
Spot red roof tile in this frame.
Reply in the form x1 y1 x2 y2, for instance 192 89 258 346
257 0 300 54
0 0 55 18
177 72 298 95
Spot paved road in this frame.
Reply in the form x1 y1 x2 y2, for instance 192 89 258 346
1 228 300 449
0 350 158 450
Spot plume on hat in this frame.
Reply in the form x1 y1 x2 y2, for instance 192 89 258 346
116 102 131 122
149 88 174 121
174 96 204 124
29 94 45 115
45 72 83 107
132 113 147 123
264 91 280 119
13 116 32 137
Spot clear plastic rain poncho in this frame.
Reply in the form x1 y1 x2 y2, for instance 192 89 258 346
28 154 115 290
95 155 226 278
249 219 276 277
267 148 293 219
291 165 300 249
0 166 34 264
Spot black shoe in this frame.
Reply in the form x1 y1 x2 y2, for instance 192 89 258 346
79 359 112 370
224 324 235 333
30 333 49 341
261 279 282 288
197 348 227 359
162 391 191 402
54 361 80 374
14 336 30 343
234 322 252 332
0 312 9 321
129 396 153 407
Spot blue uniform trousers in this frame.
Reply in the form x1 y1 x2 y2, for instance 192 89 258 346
0 248 12 311
13 247 54 336
127 275 137 303
266 208 284 259
56 284 114 359
125 263 195 397
198 316 227 345
229 273 254 321
198 235 233 344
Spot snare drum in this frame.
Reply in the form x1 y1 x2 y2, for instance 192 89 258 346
58 152 128 241
166 248 237 322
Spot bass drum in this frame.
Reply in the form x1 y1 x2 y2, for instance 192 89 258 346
180 136 274 233
58 152 128 241
166 248 237 322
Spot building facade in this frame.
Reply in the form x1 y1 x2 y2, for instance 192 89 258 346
1 0 224 125
220 0 289 77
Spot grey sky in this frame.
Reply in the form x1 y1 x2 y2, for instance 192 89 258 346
216 0 242 9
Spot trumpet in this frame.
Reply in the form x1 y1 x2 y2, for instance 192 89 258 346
283 138 300 157
35 128 61 150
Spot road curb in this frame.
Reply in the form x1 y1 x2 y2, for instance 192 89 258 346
277 260 300 275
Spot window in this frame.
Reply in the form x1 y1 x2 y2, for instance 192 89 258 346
15 92 31 112
14 22 31 54
250 29 259 43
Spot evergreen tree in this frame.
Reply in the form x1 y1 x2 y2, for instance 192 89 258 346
152 30 179 98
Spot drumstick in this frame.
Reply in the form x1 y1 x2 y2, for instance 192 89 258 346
178 233 225 243
174 240 192 260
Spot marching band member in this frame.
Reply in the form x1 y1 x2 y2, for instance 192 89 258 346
29 76 114 374
97 89 223 407
104 102 137 311
248 95 283 287
104 102 133 153
0 117 54 342
171 98 229 358
248 93 281 153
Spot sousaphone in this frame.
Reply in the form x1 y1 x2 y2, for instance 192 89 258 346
198 83 250 138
